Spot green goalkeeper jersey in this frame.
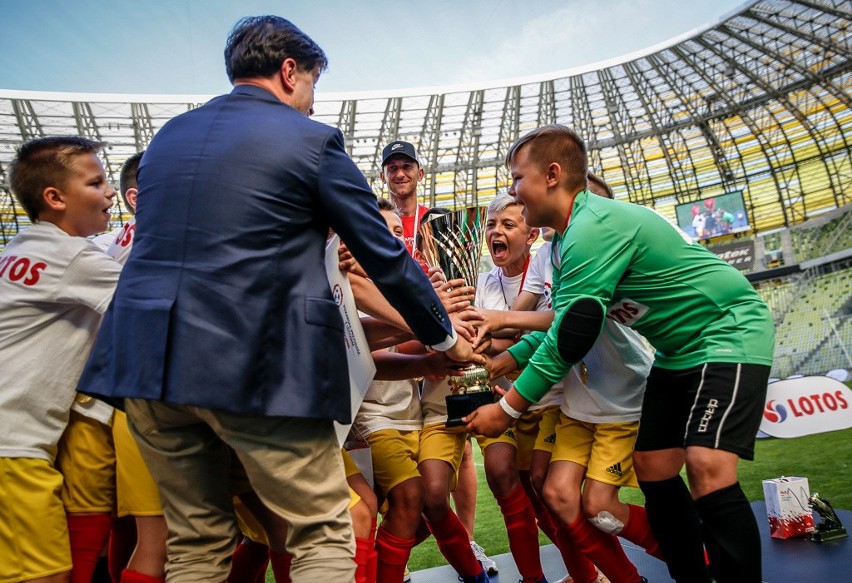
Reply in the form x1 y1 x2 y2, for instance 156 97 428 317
508 190 774 404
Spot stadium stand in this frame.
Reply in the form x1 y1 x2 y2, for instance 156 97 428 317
0 0 850 376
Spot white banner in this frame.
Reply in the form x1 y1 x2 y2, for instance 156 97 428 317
325 235 376 446
760 376 852 438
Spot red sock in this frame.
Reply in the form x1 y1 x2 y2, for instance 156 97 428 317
566 515 640 583
427 511 481 578
108 517 137 583
375 526 414 583
228 540 270 583
532 501 559 545
355 536 376 583
620 504 665 561
554 521 599 583
68 513 112 583
495 485 545 583
268 550 292 583
120 569 165 583
367 520 378 583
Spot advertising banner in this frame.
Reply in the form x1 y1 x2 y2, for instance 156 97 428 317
709 239 755 271
760 376 852 438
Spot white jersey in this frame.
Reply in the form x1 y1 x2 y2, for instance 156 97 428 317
524 242 652 423
91 225 122 251
352 346 422 438
0 222 122 461
105 216 136 265
421 376 451 426
477 266 561 410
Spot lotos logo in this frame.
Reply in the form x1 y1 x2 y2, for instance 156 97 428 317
760 376 852 438
763 400 788 423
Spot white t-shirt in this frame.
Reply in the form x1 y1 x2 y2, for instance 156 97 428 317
524 242 652 423
0 222 122 461
352 346 422 438
477 266 562 410
105 216 136 265
91 224 123 250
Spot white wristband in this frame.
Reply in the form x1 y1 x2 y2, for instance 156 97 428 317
498 396 523 419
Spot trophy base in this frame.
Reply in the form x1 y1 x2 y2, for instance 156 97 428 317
445 391 494 428
810 527 848 543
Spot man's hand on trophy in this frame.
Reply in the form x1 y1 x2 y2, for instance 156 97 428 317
486 351 520 381
463 403 514 437
444 335 486 366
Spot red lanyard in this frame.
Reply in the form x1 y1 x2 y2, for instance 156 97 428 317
498 254 531 310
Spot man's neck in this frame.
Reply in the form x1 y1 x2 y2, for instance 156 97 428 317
392 192 419 216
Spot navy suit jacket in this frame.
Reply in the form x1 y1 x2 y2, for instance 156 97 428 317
79 85 454 423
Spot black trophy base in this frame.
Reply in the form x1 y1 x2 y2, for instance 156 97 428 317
811 527 848 543
445 391 494 427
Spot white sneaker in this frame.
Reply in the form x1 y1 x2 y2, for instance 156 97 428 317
469 540 498 575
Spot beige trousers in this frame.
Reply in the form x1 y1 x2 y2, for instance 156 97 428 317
126 398 355 582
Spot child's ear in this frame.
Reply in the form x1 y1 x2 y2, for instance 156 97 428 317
546 162 562 188
125 188 138 212
42 186 66 212
527 227 540 245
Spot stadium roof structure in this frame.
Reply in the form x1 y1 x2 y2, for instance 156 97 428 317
1 0 850 247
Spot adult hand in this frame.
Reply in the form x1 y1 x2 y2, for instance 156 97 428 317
464 403 515 437
444 335 486 366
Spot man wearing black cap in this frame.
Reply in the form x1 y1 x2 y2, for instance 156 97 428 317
381 140 431 255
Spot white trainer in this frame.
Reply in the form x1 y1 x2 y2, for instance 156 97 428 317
469 540 498 575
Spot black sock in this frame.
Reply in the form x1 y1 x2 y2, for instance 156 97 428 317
639 476 711 583
695 482 762 583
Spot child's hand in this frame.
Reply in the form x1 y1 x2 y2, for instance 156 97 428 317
463 403 515 437
437 278 475 313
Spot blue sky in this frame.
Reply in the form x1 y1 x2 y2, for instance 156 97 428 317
0 0 744 97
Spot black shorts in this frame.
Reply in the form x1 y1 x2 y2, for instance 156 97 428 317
635 362 770 460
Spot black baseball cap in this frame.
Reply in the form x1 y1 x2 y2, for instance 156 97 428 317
381 140 420 166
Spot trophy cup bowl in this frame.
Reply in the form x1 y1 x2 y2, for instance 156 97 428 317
418 206 492 427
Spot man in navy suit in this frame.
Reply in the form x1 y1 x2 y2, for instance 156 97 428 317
79 15 480 582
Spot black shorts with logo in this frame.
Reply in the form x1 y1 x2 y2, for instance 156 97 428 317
635 362 770 460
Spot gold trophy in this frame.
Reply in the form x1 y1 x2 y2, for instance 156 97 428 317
418 206 493 427
808 493 848 542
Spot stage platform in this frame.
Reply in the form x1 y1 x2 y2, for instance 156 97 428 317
410 502 851 582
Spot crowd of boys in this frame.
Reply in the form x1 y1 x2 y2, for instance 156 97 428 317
1 14 774 583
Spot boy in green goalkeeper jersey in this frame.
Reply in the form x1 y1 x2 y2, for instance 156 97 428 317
465 125 773 583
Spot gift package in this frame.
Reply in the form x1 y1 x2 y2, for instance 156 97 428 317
762 476 815 539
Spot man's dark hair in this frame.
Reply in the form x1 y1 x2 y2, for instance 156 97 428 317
9 136 103 222
225 16 328 83
119 151 144 212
